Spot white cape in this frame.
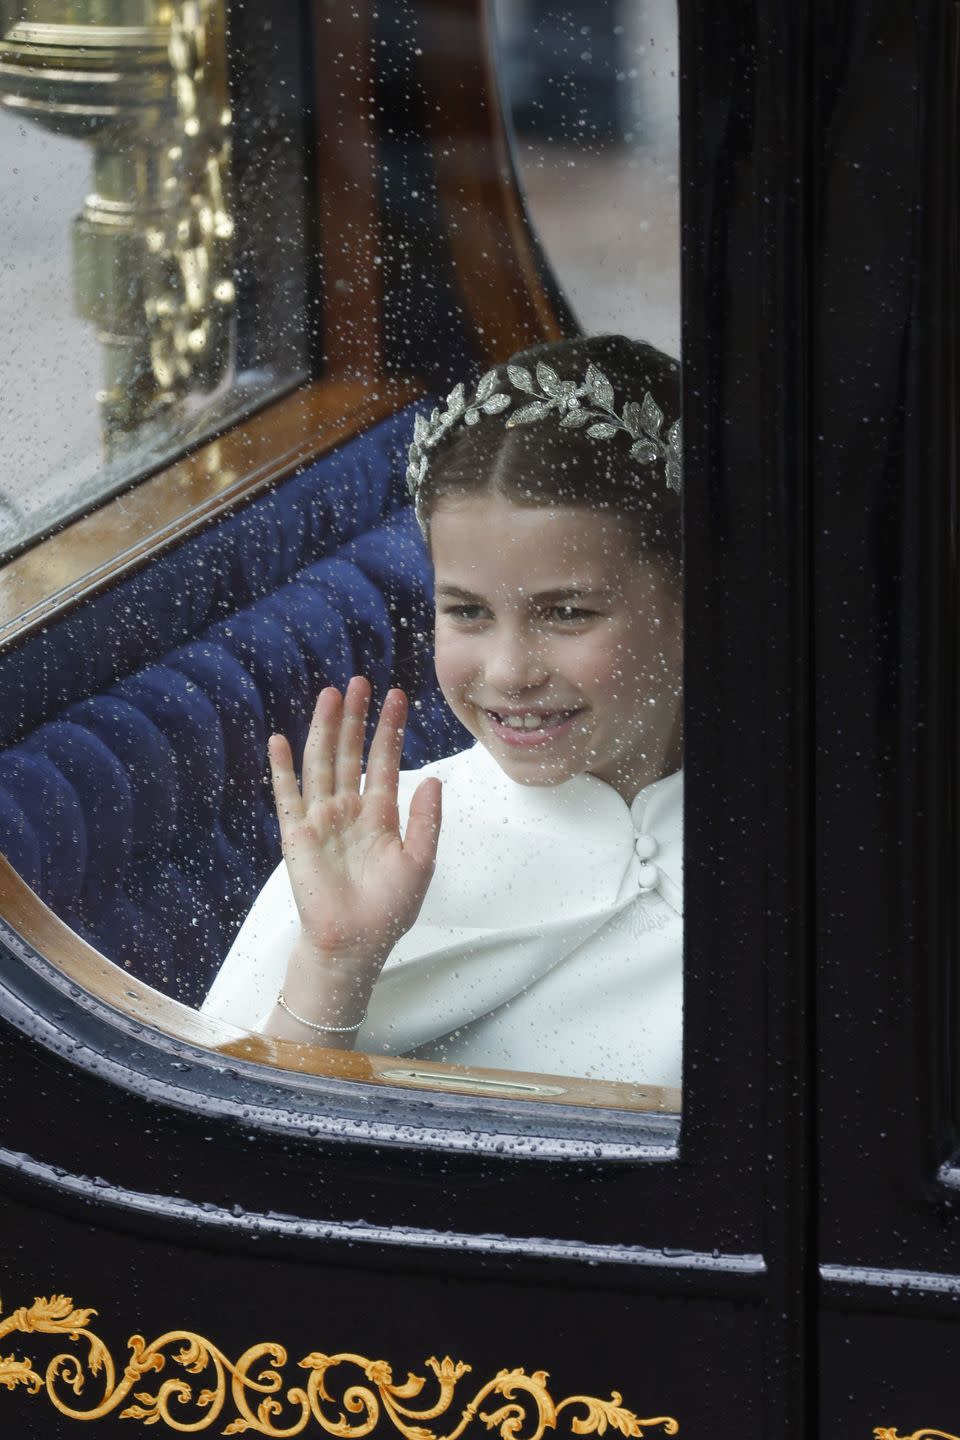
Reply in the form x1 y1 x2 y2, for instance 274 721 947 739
202 745 683 1087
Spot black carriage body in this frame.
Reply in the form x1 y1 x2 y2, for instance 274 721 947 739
0 2 957 1436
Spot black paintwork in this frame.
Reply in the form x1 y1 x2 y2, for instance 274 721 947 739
813 0 960 1428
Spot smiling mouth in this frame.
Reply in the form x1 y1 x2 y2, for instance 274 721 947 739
485 708 581 732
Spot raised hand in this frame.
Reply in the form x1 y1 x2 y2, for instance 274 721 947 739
264 677 442 1041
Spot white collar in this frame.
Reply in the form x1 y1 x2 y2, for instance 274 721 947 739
464 740 682 840
370 746 684 1052
427 743 683 916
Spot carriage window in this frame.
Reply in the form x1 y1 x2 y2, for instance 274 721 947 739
493 0 680 354
0 2 682 1121
0 1 310 559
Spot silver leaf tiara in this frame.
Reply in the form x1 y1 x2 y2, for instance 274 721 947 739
406 359 682 521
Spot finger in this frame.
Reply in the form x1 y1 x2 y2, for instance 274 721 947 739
334 675 371 794
363 687 408 795
301 686 342 807
268 733 305 847
403 775 442 872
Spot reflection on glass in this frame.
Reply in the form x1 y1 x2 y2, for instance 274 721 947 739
493 0 680 354
203 334 684 1096
0 0 309 558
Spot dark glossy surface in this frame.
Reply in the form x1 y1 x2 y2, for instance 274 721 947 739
680 0 813 1428
812 0 960 1429
814 0 960 1272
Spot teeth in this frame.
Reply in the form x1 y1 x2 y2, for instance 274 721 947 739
497 712 567 731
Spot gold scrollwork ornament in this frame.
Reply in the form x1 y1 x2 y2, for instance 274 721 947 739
875 1431 960 1439
0 1294 680 1437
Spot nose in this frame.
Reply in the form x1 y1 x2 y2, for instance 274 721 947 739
482 623 550 696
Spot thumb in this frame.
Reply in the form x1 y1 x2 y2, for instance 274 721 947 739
403 776 442 872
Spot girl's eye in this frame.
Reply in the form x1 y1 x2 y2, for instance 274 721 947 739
547 605 596 624
441 603 488 622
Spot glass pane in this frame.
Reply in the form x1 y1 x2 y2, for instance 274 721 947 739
0 0 310 558
200 3 684 1106
492 0 680 354
0 1 683 1120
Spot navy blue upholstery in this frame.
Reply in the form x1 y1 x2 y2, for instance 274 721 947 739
0 406 467 1006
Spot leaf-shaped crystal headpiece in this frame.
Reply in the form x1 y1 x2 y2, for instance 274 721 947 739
406 358 682 524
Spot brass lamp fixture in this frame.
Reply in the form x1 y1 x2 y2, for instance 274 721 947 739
0 0 234 454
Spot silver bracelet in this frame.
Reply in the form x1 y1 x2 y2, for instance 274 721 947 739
277 991 365 1033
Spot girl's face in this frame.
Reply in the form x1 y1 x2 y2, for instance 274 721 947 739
431 490 682 800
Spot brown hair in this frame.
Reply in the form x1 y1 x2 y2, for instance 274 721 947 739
417 334 681 584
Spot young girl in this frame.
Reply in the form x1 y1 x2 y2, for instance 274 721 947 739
202 334 683 1087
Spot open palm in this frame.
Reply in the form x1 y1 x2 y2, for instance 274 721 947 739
268 677 442 964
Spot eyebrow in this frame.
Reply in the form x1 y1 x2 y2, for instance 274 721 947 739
434 584 616 603
529 587 616 604
434 585 483 601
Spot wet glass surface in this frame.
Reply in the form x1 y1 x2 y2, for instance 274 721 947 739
0 0 309 558
0 2 682 1111
493 0 680 353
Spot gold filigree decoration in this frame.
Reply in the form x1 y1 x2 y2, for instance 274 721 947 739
875 1431 960 1439
0 1294 679 1437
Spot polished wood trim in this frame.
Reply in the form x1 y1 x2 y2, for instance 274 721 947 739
0 377 418 652
0 854 677 1114
417 0 571 363
223 1036 681 1113
0 853 244 1053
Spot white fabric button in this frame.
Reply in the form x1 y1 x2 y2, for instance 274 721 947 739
636 861 659 892
634 832 658 861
